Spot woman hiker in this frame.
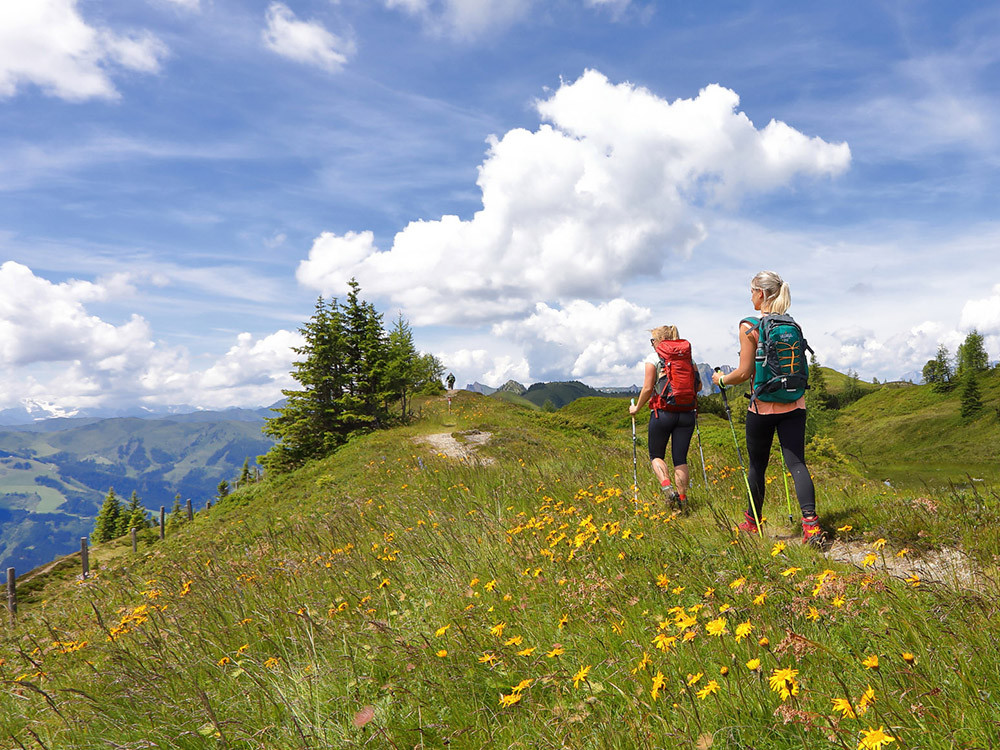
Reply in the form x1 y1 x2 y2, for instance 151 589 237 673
711 270 822 545
629 325 701 509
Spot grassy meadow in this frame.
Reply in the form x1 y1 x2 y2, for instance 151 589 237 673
2 391 999 748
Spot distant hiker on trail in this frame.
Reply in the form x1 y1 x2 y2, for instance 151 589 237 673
446 373 456 390
629 325 701 509
711 270 821 545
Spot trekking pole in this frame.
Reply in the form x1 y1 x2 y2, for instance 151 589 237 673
694 411 708 487
630 399 639 504
715 368 762 537
780 450 793 525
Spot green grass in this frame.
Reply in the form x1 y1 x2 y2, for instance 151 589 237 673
2 392 999 748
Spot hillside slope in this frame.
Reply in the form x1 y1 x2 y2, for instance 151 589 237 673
0 416 273 572
2 393 998 748
828 369 1000 481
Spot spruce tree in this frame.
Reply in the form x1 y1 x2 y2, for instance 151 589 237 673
923 344 954 392
168 493 185 528
217 480 230 501
93 488 122 543
239 458 252 486
960 372 984 422
805 353 832 439
386 313 420 417
263 295 350 473
339 279 390 435
117 490 147 537
956 329 989 379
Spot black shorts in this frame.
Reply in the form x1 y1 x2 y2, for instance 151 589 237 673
647 410 696 466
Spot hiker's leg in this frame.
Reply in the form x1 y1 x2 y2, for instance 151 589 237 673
744 410 775 520
670 411 696 495
775 409 816 517
647 412 671 484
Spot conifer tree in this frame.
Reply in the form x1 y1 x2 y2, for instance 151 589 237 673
117 490 148 536
263 295 350 472
960 372 984 422
168 493 185 528
239 458 252 486
93 487 123 543
386 313 419 417
805 353 832 439
956 329 989 379
339 279 390 434
217 480 230 501
923 344 954 392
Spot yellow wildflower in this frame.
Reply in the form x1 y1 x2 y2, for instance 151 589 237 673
686 672 703 687
862 654 879 670
902 652 916 665
857 726 895 750
572 665 591 688
753 591 768 606
768 667 799 701
746 658 761 671
730 576 746 589
770 542 786 556
505 635 523 646
806 607 820 622
696 680 720 699
498 692 522 708
734 621 753 642
781 567 802 577
706 617 728 637
832 697 857 719
631 652 651 674
546 646 564 658
435 624 451 637
490 622 506 637
478 652 499 665
838 524 853 532
650 670 666 701
517 646 537 656
436 650 447 658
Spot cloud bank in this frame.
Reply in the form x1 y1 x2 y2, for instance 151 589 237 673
0 0 167 101
0 263 299 411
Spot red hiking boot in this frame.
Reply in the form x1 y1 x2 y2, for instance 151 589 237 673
801 515 822 546
737 511 759 535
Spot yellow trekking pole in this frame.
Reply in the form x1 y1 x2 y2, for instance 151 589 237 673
715 368 762 537
630 398 638 504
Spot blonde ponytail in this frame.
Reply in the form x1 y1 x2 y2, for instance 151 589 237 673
751 271 791 314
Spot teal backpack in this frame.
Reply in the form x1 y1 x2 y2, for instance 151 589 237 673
741 314 813 405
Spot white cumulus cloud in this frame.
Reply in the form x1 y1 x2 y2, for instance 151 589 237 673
0 0 168 101
0 263 300 411
960 283 1000 335
263 3 355 72
297 70 851 329
491 299 652 383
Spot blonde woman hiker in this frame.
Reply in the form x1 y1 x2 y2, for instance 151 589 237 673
629 325 701 509
711 271 822 545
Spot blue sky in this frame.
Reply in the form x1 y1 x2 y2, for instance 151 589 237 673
1 0 998 412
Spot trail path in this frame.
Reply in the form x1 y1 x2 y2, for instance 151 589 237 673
414 430 495 465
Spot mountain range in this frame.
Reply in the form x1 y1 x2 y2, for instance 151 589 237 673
0 406 276 574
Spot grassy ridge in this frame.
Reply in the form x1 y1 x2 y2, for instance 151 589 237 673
829 370 1000 480
2 393 998 748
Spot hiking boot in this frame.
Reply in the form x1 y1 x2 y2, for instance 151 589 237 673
737 511 759 535
801 515 823 546
661 485 681 508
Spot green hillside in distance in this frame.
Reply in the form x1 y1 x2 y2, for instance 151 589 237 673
0 415 273 573
828 368 1000 484
520 380 612 409
5 390 999 748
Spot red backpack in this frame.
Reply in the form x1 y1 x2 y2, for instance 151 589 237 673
649 339 699 414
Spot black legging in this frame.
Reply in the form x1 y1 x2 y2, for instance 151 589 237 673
745 408 815 518
647 410 696 466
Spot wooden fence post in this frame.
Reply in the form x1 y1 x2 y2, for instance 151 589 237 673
6 567 15 623
131 526 138 554
159 506 166 540
80 537 89 580
206 500 212 510
186 498 193 521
